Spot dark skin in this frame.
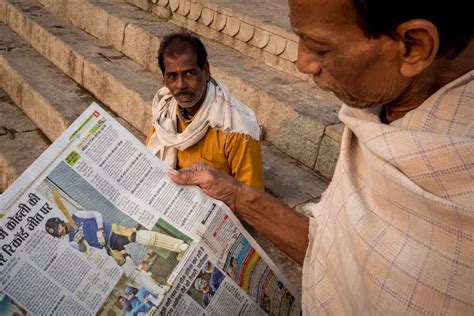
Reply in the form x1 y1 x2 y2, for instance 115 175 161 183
169 163 309 264
162 44 210 117
168 0 474 265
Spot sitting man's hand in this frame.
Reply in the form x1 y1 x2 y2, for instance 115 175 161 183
168 162 242 212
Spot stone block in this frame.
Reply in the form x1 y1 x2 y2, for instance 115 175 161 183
0 131 49 192
263 34 286 56
146 36 161 74
105 13 127 50
325 122 344 141
65 0 86 30
0 93 36 133
187 2 202 21
21 83 69 140
249 27 269 48
262 143 328 208
0 0 6 23
177 0 191 16
46 36 85 84
0 59 23 106
314 124 344 180
151 5 172 19
209 11 226 32
5 4 32 42
37 0 68 16
169 0 179 12
123 23 151 68
199 7 214 26
82 2 108 40
82 60 153 135
124 0 152 12
279 39 297 62
235 21 254 43
222 16 239 36
265 106 325 169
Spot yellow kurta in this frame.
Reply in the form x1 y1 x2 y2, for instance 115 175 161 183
146 118 264 190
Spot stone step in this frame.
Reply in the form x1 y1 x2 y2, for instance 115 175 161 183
0 22 327 209
0 89 49 192
7 0 343 179
126 0 304 81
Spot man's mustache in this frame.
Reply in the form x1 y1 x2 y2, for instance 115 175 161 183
175 91 194 98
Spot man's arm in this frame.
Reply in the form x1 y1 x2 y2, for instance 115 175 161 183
169 163 309 264
74 210 104 229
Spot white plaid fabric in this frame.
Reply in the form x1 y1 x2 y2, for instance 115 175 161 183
302 71 474 315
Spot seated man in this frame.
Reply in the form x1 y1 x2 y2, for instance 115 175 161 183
146 32 264 189
168 0 474 314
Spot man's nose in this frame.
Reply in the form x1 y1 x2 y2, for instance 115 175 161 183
296 40 322 76
176 75 188 89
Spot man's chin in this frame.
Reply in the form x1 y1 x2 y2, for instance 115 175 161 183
177 100 197 109
332 92 378 110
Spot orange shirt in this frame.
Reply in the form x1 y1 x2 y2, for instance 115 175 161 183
146 119 264 190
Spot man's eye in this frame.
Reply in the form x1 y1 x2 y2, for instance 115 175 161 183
185 71 196 77
166 74 177 80
315 50 329 57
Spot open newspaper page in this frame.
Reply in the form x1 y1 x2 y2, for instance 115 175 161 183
0 102 301 315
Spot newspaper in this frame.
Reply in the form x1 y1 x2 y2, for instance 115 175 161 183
0 103 300 315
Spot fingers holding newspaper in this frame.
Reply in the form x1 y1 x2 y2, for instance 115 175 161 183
169 162 309 264
168 163 243 213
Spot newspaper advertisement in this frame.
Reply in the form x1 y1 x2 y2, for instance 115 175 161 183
0 102 301 315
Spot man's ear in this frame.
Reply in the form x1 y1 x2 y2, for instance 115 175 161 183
395 19 439 77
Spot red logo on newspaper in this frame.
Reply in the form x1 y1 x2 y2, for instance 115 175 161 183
93 111 100 117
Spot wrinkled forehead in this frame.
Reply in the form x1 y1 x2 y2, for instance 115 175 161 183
289 0 356 32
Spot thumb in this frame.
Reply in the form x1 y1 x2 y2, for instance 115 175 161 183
168 168 202 186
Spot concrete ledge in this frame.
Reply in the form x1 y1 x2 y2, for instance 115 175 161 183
2 0 158 135
0 90 50 192
262 143 328 208
0 23 145 142
126 0 305 81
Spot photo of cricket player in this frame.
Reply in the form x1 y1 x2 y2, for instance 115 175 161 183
36 161 194 314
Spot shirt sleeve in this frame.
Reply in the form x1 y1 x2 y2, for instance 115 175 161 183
224 133 265 190
74 210 104 229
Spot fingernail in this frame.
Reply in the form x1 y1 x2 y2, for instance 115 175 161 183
168 168 179 175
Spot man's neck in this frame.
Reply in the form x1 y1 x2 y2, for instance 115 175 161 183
383 41 474 123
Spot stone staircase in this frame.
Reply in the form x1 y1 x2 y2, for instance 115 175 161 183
0 0 344 290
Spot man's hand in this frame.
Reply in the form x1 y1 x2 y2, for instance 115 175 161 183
97 228 106 246
168 163 243 212
73 227 85 244
169 162 309 264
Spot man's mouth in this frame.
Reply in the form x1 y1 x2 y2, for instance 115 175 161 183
176 92 193 102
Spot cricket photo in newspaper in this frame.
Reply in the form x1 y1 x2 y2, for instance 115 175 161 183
0 103 300 315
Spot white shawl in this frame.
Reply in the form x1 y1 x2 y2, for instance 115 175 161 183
302 71 474 315
147 78 261 168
